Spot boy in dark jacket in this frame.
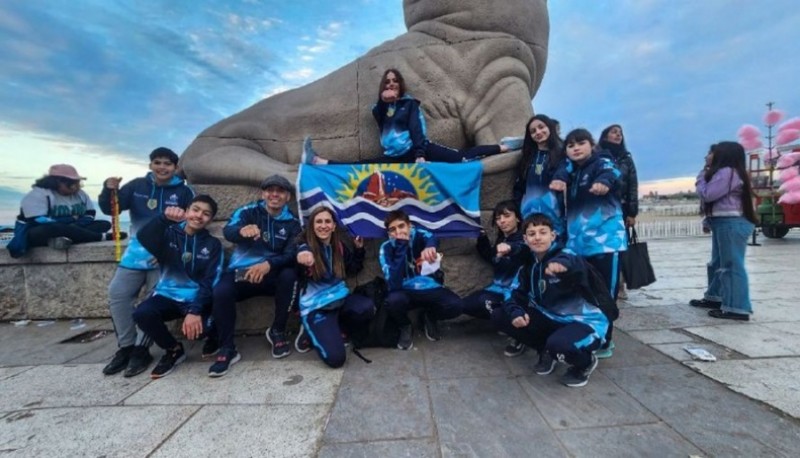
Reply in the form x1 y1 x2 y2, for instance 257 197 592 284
99 147 195 377
132 195 223 379
379 210 462 350
210 174 302 370
491 213 609 387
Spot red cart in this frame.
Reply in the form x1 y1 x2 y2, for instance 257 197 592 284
748 143 800 238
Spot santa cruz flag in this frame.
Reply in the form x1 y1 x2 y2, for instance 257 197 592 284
297 162 483 238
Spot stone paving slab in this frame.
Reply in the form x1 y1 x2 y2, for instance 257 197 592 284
604 363 800 457
151 405 330 457
627 329 694 345
0 364 151 411
0 406 197 457
125 360 342 405
0 365 32 381
686 358 800 418
0 320 114 366
518 369 658 430
684 323 800 357
430 376 566 457
650 342 741 362
555 423 705 458
318 438 439 458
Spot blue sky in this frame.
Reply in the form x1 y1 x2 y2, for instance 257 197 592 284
1 0 799 223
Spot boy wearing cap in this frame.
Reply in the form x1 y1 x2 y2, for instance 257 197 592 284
132 195 224 379
16 164 113 252
98 147 195 378
210 174 301 374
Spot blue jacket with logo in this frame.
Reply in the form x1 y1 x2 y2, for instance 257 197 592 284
503 245 608 344
296 241 365 317
137 215 223 315
98 173 194 270
372 94 428 160
223 203 301 271
476 229 530 296
379 226 441 292
552 152 627 256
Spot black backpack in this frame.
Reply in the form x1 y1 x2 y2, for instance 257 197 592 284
350 276 400 350
581 262 619 322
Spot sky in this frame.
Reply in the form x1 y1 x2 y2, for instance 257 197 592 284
1 0 799 223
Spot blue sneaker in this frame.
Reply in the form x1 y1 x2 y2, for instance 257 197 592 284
302 136 319 165
595 340 615 359
208 348 241 378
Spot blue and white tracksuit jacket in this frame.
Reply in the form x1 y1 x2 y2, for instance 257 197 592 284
137 215 223 315
504 246 608 346
223 203 301 272
476 230 530 297
296 242 365 317
379 226 441 292
372 94 428 160
98 173 195 270
552 152 627 256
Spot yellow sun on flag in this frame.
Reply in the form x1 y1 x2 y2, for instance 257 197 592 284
333 163 442 205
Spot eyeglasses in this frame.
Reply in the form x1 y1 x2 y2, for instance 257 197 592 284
60 179 80 188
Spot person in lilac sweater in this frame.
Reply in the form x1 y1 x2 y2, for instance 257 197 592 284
690 141 757 320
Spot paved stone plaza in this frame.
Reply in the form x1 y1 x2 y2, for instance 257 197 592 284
1 233 799 457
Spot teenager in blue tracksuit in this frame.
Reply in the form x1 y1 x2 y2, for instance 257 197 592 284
379 210 462 350
550 128 626 358
132 195 223 380
512 114 566 238
98 147 195 377
491 213 608 387
295 206 375 368
302 68 509 165
211 174 302 369
461 200 530 356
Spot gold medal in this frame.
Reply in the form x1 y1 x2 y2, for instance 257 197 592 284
147 198 158 210
182 252 193 264
538 279 547 293
387 106 395 117
535 163 544 176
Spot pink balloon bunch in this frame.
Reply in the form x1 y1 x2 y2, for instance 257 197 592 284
778 117 800 133
764 109 785 127
737 124 763 151
777 152 800 204
776 129 800 146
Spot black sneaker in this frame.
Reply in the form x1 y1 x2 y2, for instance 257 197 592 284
560 354 598 388
503 338 526 357
397 324 413 350
265 327 291 359
150 344 186 379
202 337 220 358
47 236 72 250
422 313 441 342
533 352 556 375
295 326 312 353
208 348 241 378
123 346 153 378
102 346 133 375
689 298 722 309
708 309 750 321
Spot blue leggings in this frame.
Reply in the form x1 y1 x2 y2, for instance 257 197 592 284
491 306 601 370
302 294 375 368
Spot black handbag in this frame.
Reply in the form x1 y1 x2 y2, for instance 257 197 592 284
620 226 656 289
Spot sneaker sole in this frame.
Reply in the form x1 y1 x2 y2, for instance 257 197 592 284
150 354 187 380
563 377 589 388
504 347 526 357
123 356 154 378
535 362 557 375
208 352 242 378
396 342 414 350
295 328 312 353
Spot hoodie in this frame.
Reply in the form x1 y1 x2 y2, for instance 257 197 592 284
224 202 301 271
476 229 530 296
372 94 428 160
379 225 441 291
296 241 365 317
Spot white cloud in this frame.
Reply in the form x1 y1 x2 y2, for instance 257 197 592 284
281 68 313 80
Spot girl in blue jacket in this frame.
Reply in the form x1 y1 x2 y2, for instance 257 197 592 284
295 206 375 368
303 68 510 164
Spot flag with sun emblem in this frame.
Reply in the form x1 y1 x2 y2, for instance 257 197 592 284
297 162 483 238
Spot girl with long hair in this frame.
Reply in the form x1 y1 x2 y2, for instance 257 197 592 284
303 68 511 164
295 206 375 367
690 141 757 320
513 114 565 236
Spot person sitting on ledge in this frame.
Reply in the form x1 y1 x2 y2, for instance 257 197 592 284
302 68 513 165
14 164 119 252
132 195 223 380
491 213 608 388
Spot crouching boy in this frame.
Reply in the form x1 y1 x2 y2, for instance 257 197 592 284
379 210 462 350
491 213 608 387
132 195 224 379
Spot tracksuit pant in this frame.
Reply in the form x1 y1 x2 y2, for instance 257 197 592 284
302 294 375 368
132 295 214 350
384 287 462 327
108 267 159 348
461 290 504 320
586 252 620 349
27 220 111 247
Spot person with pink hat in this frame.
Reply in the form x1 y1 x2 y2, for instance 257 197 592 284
14 164 123 251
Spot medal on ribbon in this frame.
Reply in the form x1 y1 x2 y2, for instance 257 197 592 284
182 252 193 264
147 198 158 210
387 106 395 117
